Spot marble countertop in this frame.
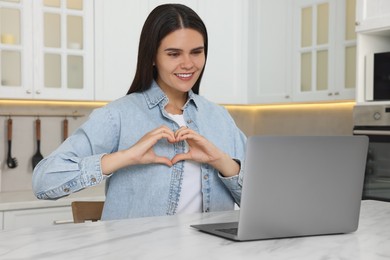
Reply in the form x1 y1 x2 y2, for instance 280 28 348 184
0 200 389 260
0 185 105 211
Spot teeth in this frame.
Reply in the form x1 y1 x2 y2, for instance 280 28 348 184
176 73 192 78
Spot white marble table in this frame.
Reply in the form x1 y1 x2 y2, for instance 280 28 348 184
0 200 389 260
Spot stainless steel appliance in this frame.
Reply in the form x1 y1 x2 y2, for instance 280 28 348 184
353 105 390 202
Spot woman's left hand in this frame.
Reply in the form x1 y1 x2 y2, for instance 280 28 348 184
171 127 240 177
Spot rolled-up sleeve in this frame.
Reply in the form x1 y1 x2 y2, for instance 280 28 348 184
32 107 119 199
217 109 247 205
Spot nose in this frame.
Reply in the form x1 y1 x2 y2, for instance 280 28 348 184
180 55 194 70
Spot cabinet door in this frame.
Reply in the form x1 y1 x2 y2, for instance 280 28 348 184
247 0 293 104
198 0 248 104
94 0 148 101
292 0 356 102
3 206 73 230
33 0 94 100
356 0 390 33
0 0 33 98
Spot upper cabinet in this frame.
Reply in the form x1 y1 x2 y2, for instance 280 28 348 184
248 0 356 104
247 0 293 104
0 0 94 100
292 0 356 102
94 0 147 101
197 0 248 104
355 0 390 104
0 0 31 98
355 0 390 33
1 0 359 104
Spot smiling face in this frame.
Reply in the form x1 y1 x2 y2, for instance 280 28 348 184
155 28 206 99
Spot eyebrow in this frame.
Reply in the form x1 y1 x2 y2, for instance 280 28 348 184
164 46 205 52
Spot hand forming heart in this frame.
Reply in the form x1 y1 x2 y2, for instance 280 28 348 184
101 125 240 178
130 125 222 167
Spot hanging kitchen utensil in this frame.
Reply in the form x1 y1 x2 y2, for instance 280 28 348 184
32 118 44 170
63 117 68 141
6 118 18 169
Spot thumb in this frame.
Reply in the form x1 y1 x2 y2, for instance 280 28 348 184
154 156 173 167
171 153 191 165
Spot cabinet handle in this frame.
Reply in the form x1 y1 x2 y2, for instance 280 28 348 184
35 90 41 95
328 93 333 96
26 89 32 94
355 21 360 26
334 92 339 95
53 220 74 225
285 95 290 99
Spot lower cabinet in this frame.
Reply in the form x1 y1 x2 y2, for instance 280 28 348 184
2 206 73 230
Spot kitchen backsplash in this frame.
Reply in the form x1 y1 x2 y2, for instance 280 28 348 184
0 103 99 192
0 102 354 192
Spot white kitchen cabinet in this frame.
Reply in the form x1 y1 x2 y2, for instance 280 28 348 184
291 0 356 103
94 0 248 104
355 0 390 104
2 206 73 230
355 0 390 33
0 0 94 100
94 0 148 101
0 0 32 98
247 0 356 104
247 0 293 104
197 0 248 104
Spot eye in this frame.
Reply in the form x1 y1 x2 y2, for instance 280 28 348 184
167 52 180 57
191 49 204 55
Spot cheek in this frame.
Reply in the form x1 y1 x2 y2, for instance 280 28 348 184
156 60 176 75
195 56 206 69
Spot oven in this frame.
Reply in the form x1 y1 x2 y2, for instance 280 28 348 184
353 105 390 202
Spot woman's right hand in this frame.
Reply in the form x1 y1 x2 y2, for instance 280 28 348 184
101 126 176 175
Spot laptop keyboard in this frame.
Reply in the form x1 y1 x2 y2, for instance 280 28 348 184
216 227 238 235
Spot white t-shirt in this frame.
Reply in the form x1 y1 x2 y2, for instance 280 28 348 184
168 113 203 214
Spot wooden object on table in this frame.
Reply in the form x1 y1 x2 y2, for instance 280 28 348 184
71 201 105 223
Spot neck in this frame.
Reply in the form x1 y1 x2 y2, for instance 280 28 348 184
166 96 187 115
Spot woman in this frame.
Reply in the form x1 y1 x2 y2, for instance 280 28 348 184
32 4 246 220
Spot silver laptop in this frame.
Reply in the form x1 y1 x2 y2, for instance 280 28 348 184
191 135 369 241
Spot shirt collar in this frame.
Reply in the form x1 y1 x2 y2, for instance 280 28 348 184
143 80 199 110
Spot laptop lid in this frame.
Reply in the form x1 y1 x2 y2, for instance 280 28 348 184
191 135 369 241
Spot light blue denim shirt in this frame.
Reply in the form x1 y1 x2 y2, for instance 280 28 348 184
32 81 247 220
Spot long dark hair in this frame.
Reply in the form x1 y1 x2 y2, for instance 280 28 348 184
127 4 208 95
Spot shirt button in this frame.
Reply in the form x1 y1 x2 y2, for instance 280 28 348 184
186 119 192 124
63 188 70 193
203 175 209 180
91 177 97 183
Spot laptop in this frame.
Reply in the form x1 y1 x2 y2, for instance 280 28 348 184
191 135 369 241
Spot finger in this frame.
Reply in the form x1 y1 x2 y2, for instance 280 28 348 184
154 156 173 167
175 127 196 139
171 153 191 164
149 126 175 137
136 132 176 152
175 131 199 142
149 127 175 143
174 126 188 137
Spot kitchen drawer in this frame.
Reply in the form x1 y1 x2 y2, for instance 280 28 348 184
3 206 73 230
